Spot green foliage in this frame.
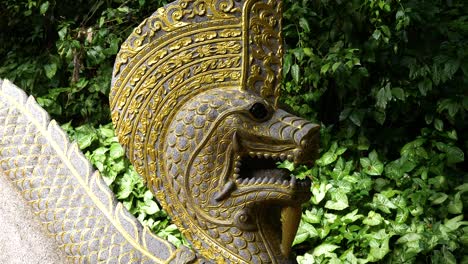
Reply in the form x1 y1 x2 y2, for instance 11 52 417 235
2 0 467 262
1 0 167 125
281 0 468 262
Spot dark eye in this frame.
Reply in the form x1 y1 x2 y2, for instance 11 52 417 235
249 102 269 120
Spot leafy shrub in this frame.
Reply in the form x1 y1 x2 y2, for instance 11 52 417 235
281 0 468 262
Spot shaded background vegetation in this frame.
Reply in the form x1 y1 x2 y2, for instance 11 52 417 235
1 0 467 262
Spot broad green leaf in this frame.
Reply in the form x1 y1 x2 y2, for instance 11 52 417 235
434 118 444 131
299 17 311 32
293 221 318 246
372 29 382 40
376 86 392 109
429 192 448 205
455 183 468 192
360 150 384 176
444 215 468 232
303 48 313 57
332 62 342 72
367 236 391 261
342 209 363 224
350 110 365 127
447 192 463 214
395 208 409 224
76 132 98 149
303 208 323 224
109 143 125 159
313 244 340 256
371 193 397 214
297 253 315 264
325 190 349 210
396 233 422 245
391 88 405 100
321 63 331 75
311 182 332 204
141 200 160 215
446 145 464 164
44 63 57 79
363 211 383 226
40 1 49 15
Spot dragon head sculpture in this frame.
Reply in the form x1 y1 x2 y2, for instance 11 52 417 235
110 0 319 263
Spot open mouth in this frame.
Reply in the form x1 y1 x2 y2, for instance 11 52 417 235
215 150 312 258
233 152 311 193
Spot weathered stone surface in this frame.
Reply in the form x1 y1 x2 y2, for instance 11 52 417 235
0 173 67 264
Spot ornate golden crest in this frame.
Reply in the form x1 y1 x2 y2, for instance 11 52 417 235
110 1 320 263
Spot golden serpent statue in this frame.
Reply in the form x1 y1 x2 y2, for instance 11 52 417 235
0 0 319 263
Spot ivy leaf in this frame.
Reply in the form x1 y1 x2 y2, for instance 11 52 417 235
368 235 391 261
363 211 383 226
141 200 160 215
109 143 125 159
293 221 318 246
341 209 363 224
429 192 448 205
376 85 392 109
325 190 349 210
321 63 331 75
447 192 463 214
44 63 57 79
313 244 340 256
360 150 384 176
40 1 50 15
332 62 342 72
444 215 468 232
277 160 295 171
316 142 347 166
371 193 397 214
311 182 332 204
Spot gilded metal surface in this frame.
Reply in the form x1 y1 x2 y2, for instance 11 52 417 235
0 79 196 264
111 0 320 263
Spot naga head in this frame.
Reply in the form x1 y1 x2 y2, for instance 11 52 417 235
110 1 319 263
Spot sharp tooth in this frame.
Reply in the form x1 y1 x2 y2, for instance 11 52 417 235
249 152 255 157
232 132 240 153
268 178 275 184
257 153 262 158
290 175 296 187
235 161 242 167
280 206 302 257
282 180 289 186
242 178 250 185
264 153 270 159
275 179 282 184
287 155 293 161
214 181 236 201
233 173 240 179
280 154 286 161
255 178 262 184
262 177 269 184
234 168 240 173
272 154 278 159
248 178 256 185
